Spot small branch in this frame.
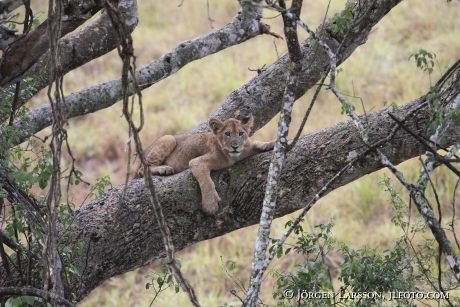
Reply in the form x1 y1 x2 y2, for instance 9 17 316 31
388 112 460 178
206 0 214 28
248 64 266 75
259 22 283 39
287 72 327 151
0 166 46 231
451 179 460 250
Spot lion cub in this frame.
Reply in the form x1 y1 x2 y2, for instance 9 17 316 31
136 115 275 215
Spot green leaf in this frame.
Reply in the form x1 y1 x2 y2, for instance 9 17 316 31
157 276 164 288
39 179 48 189
5 297 22 307
22 296 35 305
276 246 283 259
32 18 40 29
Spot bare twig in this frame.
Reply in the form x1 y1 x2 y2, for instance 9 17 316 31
287 72 328 151
388 112 460 178
206 0 214 28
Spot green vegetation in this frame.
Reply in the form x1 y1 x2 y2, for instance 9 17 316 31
12 0 459 306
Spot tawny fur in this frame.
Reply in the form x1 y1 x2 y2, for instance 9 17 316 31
135 115 275 215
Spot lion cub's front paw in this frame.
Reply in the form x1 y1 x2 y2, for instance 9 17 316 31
151 165 174 175
202 191 221 215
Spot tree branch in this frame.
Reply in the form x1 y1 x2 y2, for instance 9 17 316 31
0 0 105 86
0 0 138 124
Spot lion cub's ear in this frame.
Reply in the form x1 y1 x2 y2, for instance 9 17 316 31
209 118 224 134
241 114 254 131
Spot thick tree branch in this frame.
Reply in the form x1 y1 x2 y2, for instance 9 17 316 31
0 0 138 124
0 0 104 86
2 94 459 301
10 0 401 145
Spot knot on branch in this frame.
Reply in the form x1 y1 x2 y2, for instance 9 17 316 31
259 22 283 40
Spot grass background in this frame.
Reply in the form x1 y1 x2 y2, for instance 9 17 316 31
22 0 460 306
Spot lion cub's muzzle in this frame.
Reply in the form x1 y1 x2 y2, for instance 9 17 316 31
228 145 242 157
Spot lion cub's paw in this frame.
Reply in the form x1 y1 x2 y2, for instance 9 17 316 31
152 165 174 175
202 191 221 215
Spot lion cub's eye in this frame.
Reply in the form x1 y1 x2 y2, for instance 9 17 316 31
238 131 244 136
225 131 230 137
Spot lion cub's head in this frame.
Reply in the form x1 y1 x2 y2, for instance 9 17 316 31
209 115 253 157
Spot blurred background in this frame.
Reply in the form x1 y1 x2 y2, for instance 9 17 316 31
22 0 460 305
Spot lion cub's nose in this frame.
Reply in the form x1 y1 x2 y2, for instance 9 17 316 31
231 145 239 150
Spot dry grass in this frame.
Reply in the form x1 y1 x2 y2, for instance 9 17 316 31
21 0 460 305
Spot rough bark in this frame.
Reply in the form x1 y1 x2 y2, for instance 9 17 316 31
0 24 19 51
0 0 104 86
9 0 402 145
2 93 459 302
